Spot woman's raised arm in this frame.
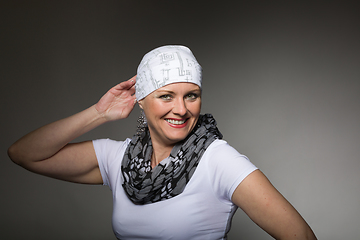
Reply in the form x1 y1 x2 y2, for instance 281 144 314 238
8 76 137 184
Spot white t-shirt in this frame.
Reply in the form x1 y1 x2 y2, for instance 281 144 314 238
93 138 257 240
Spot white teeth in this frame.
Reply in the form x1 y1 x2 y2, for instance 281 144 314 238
166 119 186 125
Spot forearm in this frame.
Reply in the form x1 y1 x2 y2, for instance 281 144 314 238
8 105 107 164
274 219 317 240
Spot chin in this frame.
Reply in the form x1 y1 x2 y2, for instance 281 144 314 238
167 133 189 143
165 127 193 142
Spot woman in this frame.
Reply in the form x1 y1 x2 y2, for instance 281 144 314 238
8 45 317 239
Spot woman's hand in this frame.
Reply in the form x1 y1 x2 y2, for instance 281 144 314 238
95 75 137 121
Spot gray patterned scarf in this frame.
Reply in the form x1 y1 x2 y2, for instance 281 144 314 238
121 114 222 205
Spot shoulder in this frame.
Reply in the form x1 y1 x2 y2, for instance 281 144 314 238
204 139 252 166
93 138 131 153
92 138 131 187
92 138 131 165
201 139 258 201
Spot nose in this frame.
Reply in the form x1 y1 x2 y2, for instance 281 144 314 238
172 97 188 116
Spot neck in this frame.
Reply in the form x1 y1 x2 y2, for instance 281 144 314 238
151 142 174 168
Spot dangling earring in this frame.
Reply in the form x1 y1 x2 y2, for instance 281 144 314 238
136 109 147 135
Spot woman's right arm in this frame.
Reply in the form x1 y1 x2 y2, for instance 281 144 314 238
7 76 137 184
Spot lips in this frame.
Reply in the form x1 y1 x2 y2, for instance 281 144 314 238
165 118 188 128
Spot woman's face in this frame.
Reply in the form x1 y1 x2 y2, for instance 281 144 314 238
139 82 201 147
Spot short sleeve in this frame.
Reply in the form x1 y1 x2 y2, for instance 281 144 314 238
92 138 131 189
205 140 258 202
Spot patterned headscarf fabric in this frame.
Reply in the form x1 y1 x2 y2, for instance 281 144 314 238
135 45 202 100
121 114 222 205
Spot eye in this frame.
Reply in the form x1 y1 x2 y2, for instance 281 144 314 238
185 93 198 100
159 94 172 100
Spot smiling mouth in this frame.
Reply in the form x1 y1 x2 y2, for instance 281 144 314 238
165 119 187 125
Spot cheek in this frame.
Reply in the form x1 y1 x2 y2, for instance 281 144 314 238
145 102 170 119
189 101 201 115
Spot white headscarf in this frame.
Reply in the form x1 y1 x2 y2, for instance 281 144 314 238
135 45 202 100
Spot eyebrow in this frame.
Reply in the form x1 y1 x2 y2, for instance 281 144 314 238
156 88 201 94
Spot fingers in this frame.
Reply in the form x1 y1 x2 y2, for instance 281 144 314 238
127 76 136 96
129 75 137 84
128 84 136 96
115 75 136 90
125 75 137 88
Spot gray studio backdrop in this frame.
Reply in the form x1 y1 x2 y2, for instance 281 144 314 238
1 1 359 239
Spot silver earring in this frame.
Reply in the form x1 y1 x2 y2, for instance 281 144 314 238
136 109 147 135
